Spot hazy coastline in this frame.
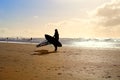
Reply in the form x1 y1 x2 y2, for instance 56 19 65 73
0 37 120 49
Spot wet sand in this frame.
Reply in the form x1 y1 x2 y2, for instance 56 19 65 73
0 43 120 80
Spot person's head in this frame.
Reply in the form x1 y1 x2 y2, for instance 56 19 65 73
55 29 58 32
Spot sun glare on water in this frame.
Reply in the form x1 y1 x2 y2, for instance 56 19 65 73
72 41 114 48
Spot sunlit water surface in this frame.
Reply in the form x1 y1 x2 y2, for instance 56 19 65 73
0 38 120 48
72 41 119 48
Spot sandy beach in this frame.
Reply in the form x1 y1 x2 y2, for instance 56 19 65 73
0 43 120 80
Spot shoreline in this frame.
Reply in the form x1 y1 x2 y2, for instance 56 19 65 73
0 43 120 80
0 41 120 49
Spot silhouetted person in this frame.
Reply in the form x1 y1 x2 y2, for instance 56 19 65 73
30 37 33 43
44 29 61 51
53 29 59 51
54 29 59 41
6 37 8 42
36 29 62 51
30 37 32 41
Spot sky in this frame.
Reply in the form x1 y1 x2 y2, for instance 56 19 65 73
0 0 120 38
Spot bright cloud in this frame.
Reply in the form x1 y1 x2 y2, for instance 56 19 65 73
0 0 120 38
44 0 120 38
95 0 120 26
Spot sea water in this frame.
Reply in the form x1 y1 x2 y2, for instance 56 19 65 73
0 38 120 48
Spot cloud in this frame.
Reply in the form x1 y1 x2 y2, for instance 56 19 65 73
1 0 120 38
33 16 39 19
95 0 120 26
0 28 8 37
0 28 6 33
44 18 98 38
43 0 120 38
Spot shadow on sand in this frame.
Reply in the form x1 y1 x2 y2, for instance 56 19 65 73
32 50 56 55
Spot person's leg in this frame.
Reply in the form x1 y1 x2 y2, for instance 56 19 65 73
54 45 57 51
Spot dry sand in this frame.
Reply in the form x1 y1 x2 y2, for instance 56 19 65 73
0 43 120 80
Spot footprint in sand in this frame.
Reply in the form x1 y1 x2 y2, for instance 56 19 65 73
103 76 112 79
0 69 2 72
47 68 51 70
15 70 20 72
117 76 120 77
58 73 62 75
34 75 38 78
68 73 73 76
0 67 4 72
55 68 58 71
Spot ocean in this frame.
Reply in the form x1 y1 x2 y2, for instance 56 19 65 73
0 37 120 48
